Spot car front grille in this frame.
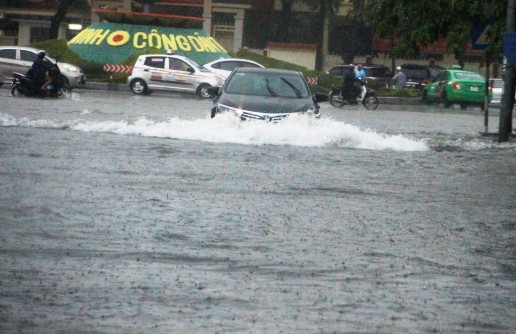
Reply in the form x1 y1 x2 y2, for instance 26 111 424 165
240 111 290 123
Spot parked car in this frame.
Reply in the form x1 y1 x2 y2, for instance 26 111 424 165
0 46 86 87
400 64 445 89
399 64 435 89
489 78 503 106
127 54 223 98
327 64 392 89
422 69 492 109
209 67 328 122
203 58 264 80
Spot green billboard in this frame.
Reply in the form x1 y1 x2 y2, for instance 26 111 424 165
68 22 229 65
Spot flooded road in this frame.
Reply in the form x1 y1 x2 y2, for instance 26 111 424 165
1 89 515 333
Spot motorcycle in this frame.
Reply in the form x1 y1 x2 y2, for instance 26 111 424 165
11 59 72 99
329 82 379 110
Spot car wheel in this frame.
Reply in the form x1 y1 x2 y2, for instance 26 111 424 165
460 102 467 109
442 92 451 108
130 79 148 95
197 84 212 99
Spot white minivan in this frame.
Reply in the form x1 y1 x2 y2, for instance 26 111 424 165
127 54 223 98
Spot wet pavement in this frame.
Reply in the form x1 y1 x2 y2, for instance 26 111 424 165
0 89 515 333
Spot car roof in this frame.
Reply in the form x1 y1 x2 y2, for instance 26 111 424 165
401 63 430 69
205 57 260 64
0 46 43 53
233 67 301 75
140 54 190 61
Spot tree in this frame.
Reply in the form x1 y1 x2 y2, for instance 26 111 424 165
339 0 373 63
49 0 89 39
366 0 507 69
277 0 295 42
303 0 343 70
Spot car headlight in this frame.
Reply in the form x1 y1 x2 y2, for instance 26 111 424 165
62 64 80 73
217 103 243 117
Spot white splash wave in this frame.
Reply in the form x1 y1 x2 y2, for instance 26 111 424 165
1 112 429 151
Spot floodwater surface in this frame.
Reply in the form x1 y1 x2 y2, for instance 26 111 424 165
0 90 515 333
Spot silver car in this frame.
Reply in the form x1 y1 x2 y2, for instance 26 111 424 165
203 58 264 80
0 46 86 87
127 54 224 98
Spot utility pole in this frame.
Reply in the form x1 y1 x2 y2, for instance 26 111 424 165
499 0 515 142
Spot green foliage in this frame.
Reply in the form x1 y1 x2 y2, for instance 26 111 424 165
376 88 421 98
366 0 507 64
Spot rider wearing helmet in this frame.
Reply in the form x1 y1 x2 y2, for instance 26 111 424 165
28 51 52 91
341 64 361 100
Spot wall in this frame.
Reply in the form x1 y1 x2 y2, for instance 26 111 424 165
265 42 316 69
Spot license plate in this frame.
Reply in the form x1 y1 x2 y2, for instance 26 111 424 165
470 86 479 91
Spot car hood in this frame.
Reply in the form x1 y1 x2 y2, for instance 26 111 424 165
219 94 316 114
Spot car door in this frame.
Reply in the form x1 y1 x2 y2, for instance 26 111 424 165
167 57 196 93
426 71 446 101
0 48 24 82
435 71 450 99
143 56 170 90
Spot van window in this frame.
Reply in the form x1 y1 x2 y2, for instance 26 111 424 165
169 58 189 71
0 49 16 60
144 57 165 69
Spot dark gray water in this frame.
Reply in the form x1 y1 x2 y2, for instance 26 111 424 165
1 89 515 333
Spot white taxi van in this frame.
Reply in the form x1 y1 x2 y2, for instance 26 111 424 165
127 54 223 98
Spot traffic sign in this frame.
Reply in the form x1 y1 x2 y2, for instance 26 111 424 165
472 23 492 50
503 32 516 66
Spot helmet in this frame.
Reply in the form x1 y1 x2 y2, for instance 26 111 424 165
396 66 401 70
37 51 46 59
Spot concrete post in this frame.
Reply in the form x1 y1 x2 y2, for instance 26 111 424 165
203 0 212 35
233 11 244 52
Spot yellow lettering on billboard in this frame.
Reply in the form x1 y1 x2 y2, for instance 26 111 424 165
90 29 111 45
197 37 220 52
133 32 147 48
208 37 227 52
176 35 191 51
161 34 178 52
187 36 205 52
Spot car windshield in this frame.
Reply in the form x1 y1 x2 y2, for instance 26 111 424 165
454 72 484 81
225 72 310 98
183 57 209 72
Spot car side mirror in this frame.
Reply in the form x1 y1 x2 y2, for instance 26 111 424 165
207 86 221 96
187 67 194 74
314 92 329 103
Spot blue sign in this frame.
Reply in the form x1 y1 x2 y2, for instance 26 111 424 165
503 32 516 66
472 23 491 50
